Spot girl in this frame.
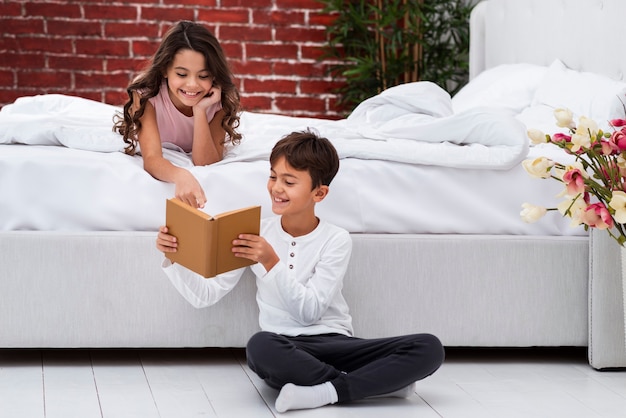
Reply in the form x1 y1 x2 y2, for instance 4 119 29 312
115 21 241 208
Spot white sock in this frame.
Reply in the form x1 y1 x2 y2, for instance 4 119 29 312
275 381 338 413
368 382 416 399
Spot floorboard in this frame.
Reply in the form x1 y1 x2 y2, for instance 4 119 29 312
0 350 44 418
90 350 160 418
41 350 101 418
0 347 624 417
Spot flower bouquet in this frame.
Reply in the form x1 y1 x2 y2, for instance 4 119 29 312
521 108 626 246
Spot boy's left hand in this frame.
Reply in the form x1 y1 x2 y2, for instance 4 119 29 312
232 234 279 272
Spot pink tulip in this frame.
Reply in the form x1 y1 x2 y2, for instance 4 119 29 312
610 119 626 127
551 133 571 143
601 140 618 155
562 168 586 195
580 202 614 230
610 130 626 151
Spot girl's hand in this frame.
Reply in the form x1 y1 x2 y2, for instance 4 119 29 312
194 85 222 112
174 169 207 209
232 234 280 272
156 226 178 253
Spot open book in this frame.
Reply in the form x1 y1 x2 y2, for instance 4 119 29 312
165 198 261 278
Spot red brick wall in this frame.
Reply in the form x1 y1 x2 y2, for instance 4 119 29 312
0 0 345 118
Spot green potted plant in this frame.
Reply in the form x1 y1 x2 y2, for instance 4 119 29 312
319 0 475 113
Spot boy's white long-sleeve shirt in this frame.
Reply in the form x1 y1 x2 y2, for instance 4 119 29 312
161 216 354 337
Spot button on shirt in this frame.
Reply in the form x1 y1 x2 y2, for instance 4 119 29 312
162 216 354 337
288 242 296 269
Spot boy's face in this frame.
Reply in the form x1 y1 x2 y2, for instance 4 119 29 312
267 156 328 218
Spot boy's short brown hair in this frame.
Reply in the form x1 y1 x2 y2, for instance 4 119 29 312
269 129 339 189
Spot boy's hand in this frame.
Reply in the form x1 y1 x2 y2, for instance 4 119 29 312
156 226 178 253
232 234 279 272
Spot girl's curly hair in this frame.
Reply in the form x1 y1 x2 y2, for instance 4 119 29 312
114 21 242 155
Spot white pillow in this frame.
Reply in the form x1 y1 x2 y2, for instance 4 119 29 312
55 126 126 153
516 104 565 137
532 59 626 122
452 63 549 114
0 94 126 151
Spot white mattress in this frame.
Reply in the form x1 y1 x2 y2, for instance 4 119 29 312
0 142 582 236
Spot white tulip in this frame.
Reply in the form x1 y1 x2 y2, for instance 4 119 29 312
609 191 626 224
554 108 575 129
522 157 554 179
527 128 548 145
520 203 547 223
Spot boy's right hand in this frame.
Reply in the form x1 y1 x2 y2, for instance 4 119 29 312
156 226 178 253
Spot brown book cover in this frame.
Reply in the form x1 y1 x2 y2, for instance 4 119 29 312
165 198 261 278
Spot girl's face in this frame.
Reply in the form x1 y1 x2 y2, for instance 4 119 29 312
164 49 214 114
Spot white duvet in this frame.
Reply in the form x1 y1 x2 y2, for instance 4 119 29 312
0 79 585 235
0 81 528 170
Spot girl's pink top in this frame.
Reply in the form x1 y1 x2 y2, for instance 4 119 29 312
148 81 221 153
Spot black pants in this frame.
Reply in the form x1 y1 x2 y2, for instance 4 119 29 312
246 331 445 403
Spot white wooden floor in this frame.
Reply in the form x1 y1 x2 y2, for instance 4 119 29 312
0 347 625 417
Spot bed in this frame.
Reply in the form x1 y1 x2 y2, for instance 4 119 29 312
1 0 625 369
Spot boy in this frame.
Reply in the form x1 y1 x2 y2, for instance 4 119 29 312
156 130 444 413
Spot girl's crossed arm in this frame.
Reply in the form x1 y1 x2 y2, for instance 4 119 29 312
191 86 226 167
